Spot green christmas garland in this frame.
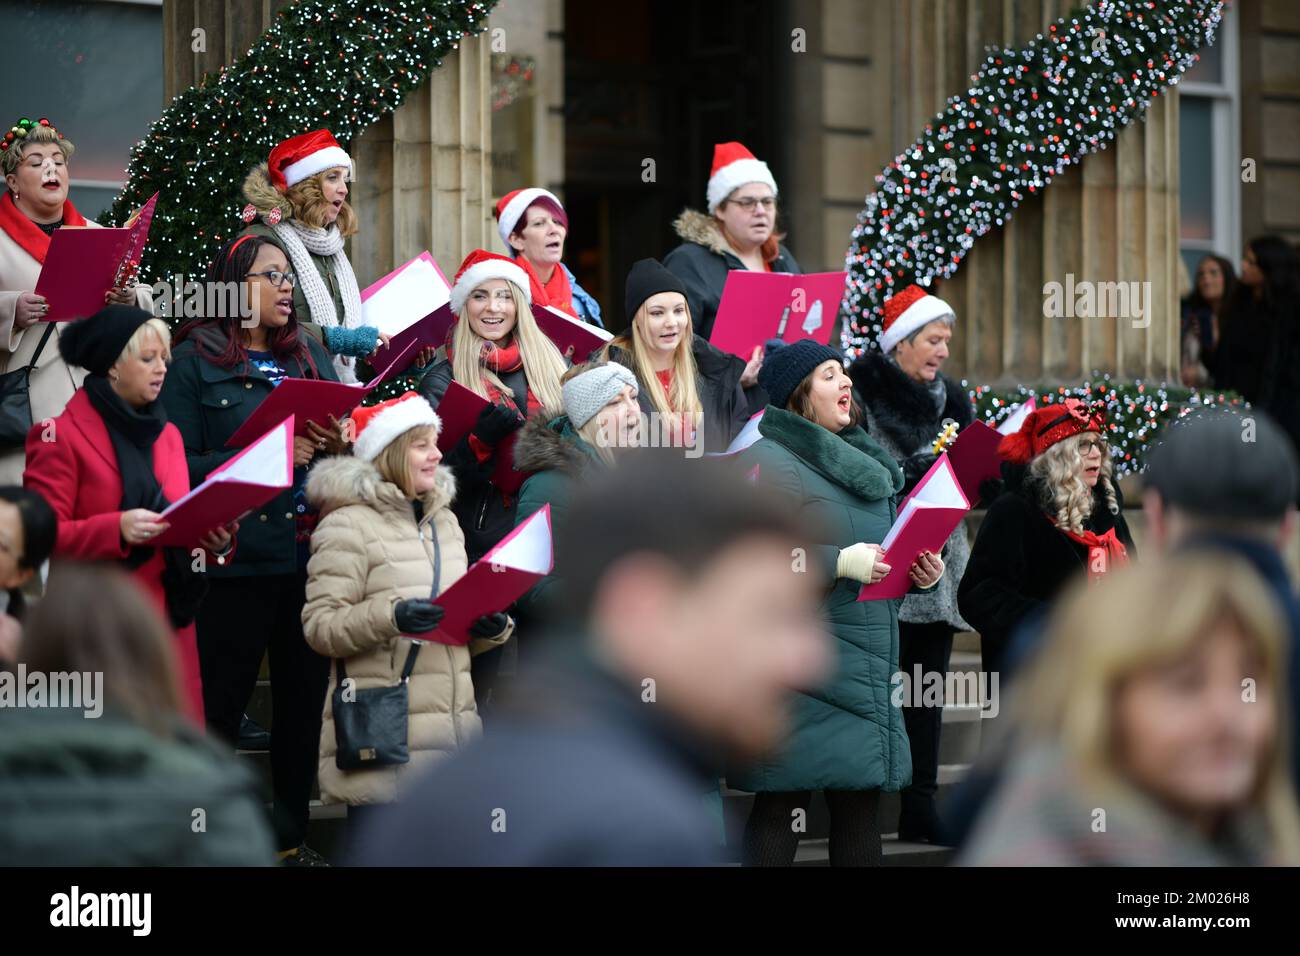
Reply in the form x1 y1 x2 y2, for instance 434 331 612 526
106 0 498 289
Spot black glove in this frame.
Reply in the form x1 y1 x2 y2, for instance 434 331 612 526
394 599 445 634
976 477 1004 505
469 612 510 639
901 451 938 494
472 403 525 447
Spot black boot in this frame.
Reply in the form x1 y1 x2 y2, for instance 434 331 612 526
237 713 271 752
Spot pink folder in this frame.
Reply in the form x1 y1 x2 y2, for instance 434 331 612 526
155 415 294 547
420 504 554 646
223 339 419 448
431 380 528 493
36 193 158 322
946 420 1003 503
531 304 613 363
996 397 1036 435
858 455 970 602
708 271 845 360
707 409 765 457
362 252 455 375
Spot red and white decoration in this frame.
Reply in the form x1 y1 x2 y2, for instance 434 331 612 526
350 392 442 463
706 141 778 213
878 284 955 355
449 249 532 316
268 128 354 192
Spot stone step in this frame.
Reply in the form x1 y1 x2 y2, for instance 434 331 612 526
793 836 954 867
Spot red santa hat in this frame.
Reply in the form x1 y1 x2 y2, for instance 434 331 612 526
998 397 1105 465
494 188 567 252
878 284 956 354
350 392 441 463
706 141 778 213
267 129 354 192
449 249 532 316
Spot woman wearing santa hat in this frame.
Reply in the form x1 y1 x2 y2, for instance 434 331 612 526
495 187 603 328
958 398 1136 680
303 391 512 828
848 282 972 844
662 141 801 343
0 116 153 484
240 129 398 383
417 250 568 710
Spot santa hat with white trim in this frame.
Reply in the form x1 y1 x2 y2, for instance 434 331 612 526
267 129 354 192
878 284 956 354
706 141 778 213
448 249 532 316
495 188 567 252
350 391 442 463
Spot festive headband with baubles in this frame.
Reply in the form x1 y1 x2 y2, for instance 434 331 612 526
1 117 63 153
239 129 353 226
997 397 1107 465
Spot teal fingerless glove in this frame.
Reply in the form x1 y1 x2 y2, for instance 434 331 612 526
323 324 380 357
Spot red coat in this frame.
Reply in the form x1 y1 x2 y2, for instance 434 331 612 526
24 388 205 724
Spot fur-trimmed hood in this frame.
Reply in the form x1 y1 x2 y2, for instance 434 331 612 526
241 162 294 221
513 415 599 476
850 350 973 456
672 208 733 258
306 454 456 519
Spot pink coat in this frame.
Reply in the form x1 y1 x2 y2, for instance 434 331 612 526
24 388 205 723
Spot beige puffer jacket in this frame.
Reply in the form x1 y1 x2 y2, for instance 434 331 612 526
302 455 512 806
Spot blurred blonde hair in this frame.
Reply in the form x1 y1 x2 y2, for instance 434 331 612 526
284 167 357 237
1030 432 1118 534
118 318 172 365
451 280 565 416
1008 555 1300 861
373 424 438 499
1 124 73 179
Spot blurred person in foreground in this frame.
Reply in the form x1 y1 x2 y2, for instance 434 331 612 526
351 453 831 866
960 554 1300 866
0 486 56 666
0 563 274 865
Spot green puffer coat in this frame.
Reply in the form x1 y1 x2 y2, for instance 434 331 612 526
730 406 921 794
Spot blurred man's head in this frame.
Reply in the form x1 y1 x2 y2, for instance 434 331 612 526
1143 410 1299 551
557 452 830 760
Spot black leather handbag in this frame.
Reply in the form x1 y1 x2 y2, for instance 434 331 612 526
0 322 56 450
332 525 441 771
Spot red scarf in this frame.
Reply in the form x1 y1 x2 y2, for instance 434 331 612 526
0 190 86 263
445 336 542 417
1056 523 1129 581
514 255 577 318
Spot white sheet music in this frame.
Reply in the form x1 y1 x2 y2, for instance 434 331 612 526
362 255 449 337
487 508 552 573
997 400 1035 435
879 459 965 552
216 419 291 486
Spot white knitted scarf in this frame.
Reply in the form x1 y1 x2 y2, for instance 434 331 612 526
268 218 364 381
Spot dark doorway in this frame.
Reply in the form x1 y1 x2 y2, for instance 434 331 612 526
562 0 789 333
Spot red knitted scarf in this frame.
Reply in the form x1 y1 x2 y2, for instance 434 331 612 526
0 190 87 263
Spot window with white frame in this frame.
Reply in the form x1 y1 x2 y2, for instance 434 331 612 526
0 0 162 221
1177 4 1241 286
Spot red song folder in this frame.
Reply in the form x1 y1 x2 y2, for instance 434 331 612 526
946 420 1004 503
431 379 527 494
155 415 294 547
223 338 419 448
36 193 158 322
707 409 765 458
857 455 970 602
708 271 844 360
421 504 554 646
531 304 613 363
363 252 454 375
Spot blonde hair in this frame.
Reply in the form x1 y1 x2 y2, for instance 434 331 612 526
1 125 73 179
1029 432 1118 534
1005 555 1300 862
284 167 357 237
601 298 702 429
118 319 172 365
373 424 438 499
451 280 566 416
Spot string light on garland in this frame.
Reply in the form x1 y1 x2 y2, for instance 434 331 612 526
107 0 498 293
968 376 1245 475
840 0 1226 358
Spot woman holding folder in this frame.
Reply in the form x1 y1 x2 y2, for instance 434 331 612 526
160 233 343 866
303 392 511 828
601 258 756 454
24 305 234 725
0 117 153 484
734 339 944 867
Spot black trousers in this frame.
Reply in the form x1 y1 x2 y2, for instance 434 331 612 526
743 790 882 867
898 621 955 812
196 571 329 852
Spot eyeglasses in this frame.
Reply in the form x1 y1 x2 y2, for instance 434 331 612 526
1077 437 1107 454
728 196 776 211
245 269 297 288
